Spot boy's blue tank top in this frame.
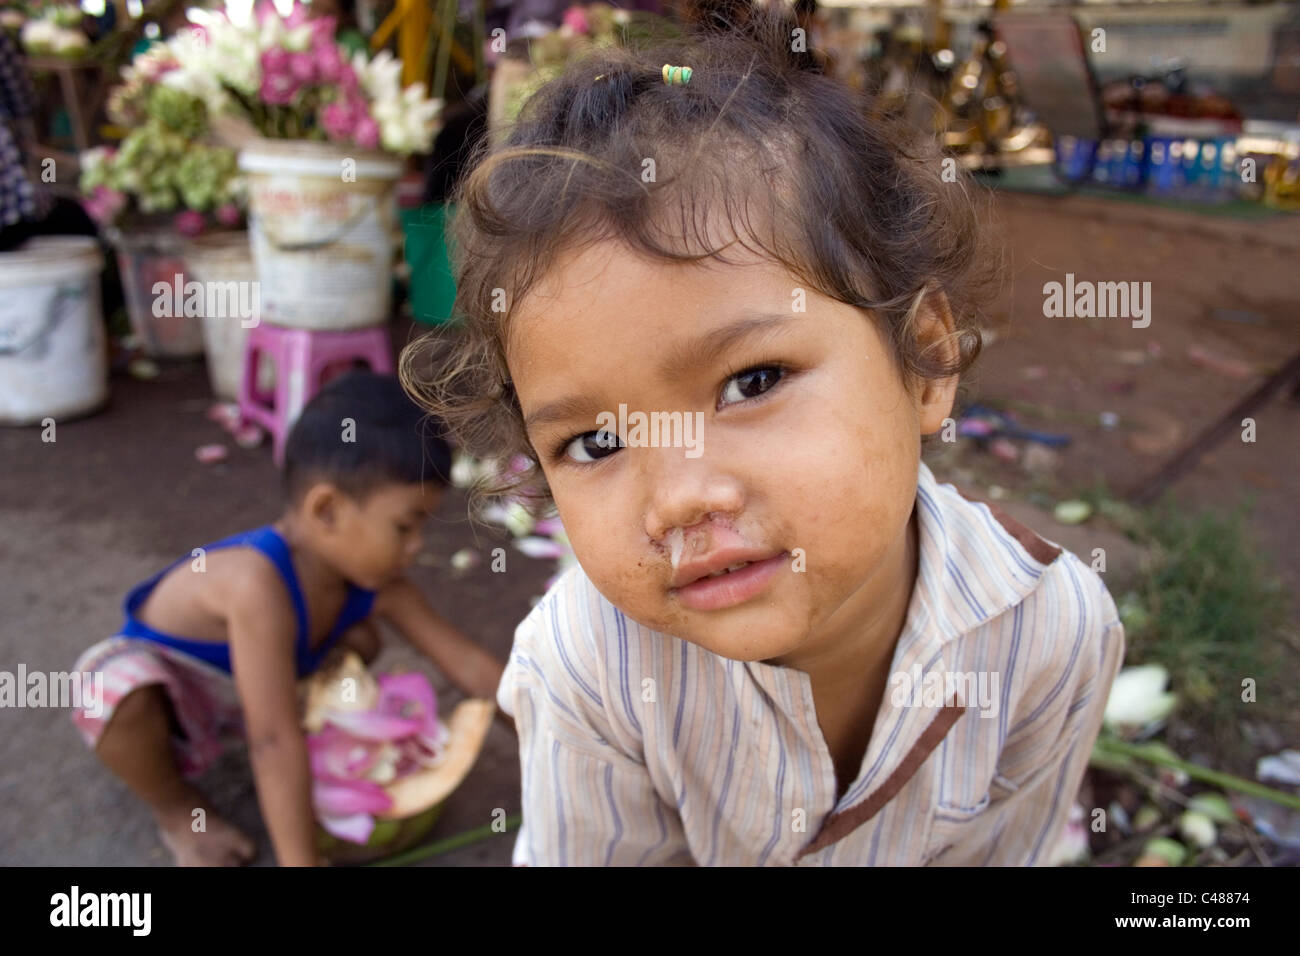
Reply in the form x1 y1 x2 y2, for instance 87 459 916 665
120 525 376 678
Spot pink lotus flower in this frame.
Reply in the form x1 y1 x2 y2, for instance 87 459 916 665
321 98 358 141
287 50 317 84
82 185 126 225
259 47 307 104
305 669 445 843
533 516 565 537
260 71 303 106
515 536 568 560
315 808 377 844
282 0 310 28
261 45 290 75
312 776 393 842
174 209 206 237
337 62 360 96
309 16 337 51
255 0 295 27
354 115 380 150
562 6 590 35
316 43 345 84
308 724 390 780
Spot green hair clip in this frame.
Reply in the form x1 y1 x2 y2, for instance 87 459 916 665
661 64 692 86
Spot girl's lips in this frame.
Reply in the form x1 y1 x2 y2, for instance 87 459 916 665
670 552 788 611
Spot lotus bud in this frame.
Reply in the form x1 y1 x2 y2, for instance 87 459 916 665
1103 664 1177 735
449 548 478 572
1132 804 1162 831
1178 811 1217 849
1187 793 1236 825
1140 836 1187 867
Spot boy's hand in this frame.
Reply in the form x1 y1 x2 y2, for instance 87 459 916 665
375 576 505 702
224 557 321 867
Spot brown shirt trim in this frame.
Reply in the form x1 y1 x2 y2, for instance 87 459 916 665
956 489 1062 566
796 701 970 860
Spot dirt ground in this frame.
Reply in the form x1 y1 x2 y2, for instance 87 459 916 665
0 323 547 866
1 189 1296 866
937 190 1300 601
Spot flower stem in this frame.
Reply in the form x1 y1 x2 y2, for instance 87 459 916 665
364 814 522 867
1093 736 1300 811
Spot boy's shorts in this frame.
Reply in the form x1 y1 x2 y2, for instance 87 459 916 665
71 636 245 779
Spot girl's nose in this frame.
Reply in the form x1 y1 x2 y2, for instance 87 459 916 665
641 449 745 544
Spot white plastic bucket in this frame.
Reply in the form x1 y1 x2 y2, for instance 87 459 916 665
239 138 402 330
184 231 258 401
0 236 107 425
109 227 207 358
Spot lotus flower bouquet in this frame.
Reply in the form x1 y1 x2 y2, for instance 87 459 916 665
159 0 440 156
302 651 493 853
18 1 87 58
79 76 245 236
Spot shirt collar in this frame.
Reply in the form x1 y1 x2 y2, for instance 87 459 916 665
811 459 1056 823
909 457 1054 649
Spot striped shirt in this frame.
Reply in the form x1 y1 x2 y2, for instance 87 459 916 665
496 459 1125 866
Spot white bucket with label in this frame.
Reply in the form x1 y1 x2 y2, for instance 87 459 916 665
0 236 107 425
184 231 258 400
238 138 402 330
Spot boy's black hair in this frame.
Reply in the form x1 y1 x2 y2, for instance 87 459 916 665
282 370 453 502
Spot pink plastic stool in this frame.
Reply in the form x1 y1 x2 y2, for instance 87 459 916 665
238 323 394 466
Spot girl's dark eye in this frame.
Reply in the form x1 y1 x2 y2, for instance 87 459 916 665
720 365 785 406
560 430 623 465
554 364 786 466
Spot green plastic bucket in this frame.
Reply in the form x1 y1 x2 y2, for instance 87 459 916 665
401 203 458 326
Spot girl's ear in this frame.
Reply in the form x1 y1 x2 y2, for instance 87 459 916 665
910 289 961 436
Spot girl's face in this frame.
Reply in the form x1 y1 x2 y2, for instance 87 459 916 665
507 241 954 662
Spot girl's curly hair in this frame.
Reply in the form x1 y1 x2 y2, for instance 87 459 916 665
401 6 998 519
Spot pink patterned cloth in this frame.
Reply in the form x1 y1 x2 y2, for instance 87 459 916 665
71 637 246 779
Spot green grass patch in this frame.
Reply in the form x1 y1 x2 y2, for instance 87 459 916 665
1119 498 1293 742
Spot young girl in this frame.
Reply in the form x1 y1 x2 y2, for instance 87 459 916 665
402 10 1124 866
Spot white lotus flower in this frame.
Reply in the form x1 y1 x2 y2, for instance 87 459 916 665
120 43 176 84
450 454 477 489
354 49 402 103
209 20 261 94
1178 810 1216 849
161 65 230 115
54 29 88 53
283 23 313 52
79 146 111 176
1103 664 1177 733
20 18 56 48
170 19 260 97
258 14 286 51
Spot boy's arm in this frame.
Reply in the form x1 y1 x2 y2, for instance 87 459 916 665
374 576 505 702
224 560 321 867
501 600 695 867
